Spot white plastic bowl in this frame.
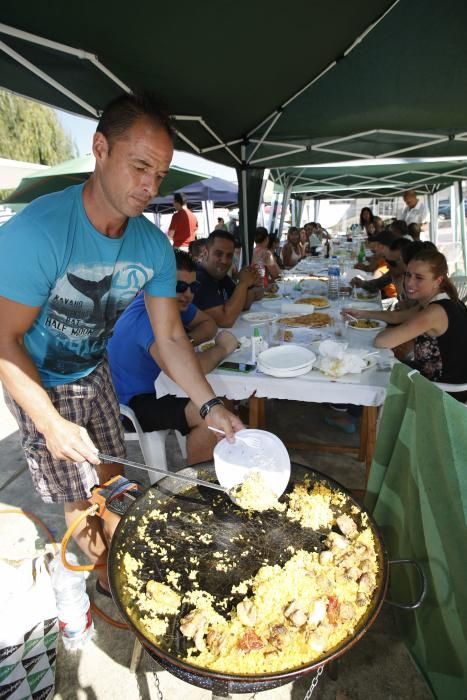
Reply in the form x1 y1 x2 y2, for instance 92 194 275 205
345 319 387 348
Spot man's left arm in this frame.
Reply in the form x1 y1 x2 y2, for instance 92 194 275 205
185 308 218 346
145 295 242 437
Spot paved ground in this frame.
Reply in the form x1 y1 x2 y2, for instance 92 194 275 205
0 391 433 700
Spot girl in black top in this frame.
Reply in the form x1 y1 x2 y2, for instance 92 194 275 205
346 248 467 398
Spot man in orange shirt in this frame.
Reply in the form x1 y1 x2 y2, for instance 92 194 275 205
167 192 198 247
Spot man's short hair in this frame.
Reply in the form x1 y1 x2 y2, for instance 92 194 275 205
174 248 197 273
173 192 187 206
389 237 411 253
390 219 408 238
407 222 421 239
401 240 437 265
369 230 396 247
188 239 207 258
206 230 235 248
96 92 174 149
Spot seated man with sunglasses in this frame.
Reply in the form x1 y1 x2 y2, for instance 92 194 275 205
107 249 239 465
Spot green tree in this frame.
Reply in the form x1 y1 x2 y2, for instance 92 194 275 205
0 90 76 165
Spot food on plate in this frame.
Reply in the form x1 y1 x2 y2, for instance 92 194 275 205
199 341 216 351
280 312 331 328
264 290 280 299
119 475 379 675
283 330 294 342
244 312 277 322
231 470 286 512
349 320 380 329
294 296 329 307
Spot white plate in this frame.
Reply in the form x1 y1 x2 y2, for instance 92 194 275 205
294 295 330 309
260 298 284 311
214 429 290 495
242 311 279 323
258 344 316 370
346 319 387 332
257 360 314 378
280 302 316 315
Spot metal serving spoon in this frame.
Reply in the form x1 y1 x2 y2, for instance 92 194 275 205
98 452 230 495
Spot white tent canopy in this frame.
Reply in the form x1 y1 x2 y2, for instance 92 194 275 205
0 157 47 189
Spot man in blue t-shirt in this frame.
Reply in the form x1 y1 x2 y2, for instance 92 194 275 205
193 230 263 327
108 250 239 465
0 93 242 595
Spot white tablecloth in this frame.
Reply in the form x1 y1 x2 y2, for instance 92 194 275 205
155 295 392 408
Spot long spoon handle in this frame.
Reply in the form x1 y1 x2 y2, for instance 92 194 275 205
98 452 227 494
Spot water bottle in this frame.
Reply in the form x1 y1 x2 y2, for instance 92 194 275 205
328 256 340 300
358 242 366 264
50 552 94 651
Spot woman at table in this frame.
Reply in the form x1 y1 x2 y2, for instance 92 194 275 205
360 207 375 237
346 248 467 399
281 227 303 268
268 233 285 270
299 227 310 257
252 227 281 286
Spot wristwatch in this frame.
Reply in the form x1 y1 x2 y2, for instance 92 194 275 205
199 397 224 419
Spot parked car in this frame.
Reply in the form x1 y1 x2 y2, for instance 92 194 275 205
438 199 467 221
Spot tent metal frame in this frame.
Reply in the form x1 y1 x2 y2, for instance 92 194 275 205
270 160 467 201
0 3 414 170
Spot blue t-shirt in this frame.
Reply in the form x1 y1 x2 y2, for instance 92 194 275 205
107 292 196 406
193 264 236 311
0 184 176 387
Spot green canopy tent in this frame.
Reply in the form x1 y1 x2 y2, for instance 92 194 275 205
269 157 467 268
2 0 467 255
2 153 207 205
272 158 467 200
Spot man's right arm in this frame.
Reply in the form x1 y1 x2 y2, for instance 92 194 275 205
203 268 260 328
0 296 99 464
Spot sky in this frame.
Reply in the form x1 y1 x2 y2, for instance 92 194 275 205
55 109 97 156
54 108 237 184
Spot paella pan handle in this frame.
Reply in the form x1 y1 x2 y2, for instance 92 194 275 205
385 558 427 610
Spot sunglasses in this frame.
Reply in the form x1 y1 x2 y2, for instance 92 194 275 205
176 280 201 294
386 258 401 268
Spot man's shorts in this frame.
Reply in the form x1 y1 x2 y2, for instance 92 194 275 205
128 393 190 435
4 361 125 504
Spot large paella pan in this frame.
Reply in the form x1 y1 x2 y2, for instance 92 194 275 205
108 462 389 693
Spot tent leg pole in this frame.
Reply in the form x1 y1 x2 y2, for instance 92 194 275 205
458 181 467 273
240 145 250 264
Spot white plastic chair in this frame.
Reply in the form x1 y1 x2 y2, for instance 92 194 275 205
434 382 467 405
119 404 187 485
451 276 467 303
433 381 467 394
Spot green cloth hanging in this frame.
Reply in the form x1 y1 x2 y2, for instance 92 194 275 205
365 363 467 700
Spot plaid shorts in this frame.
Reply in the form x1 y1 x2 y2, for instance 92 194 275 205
4 361 126 504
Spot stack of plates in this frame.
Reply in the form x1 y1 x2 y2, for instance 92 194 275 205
257 344 316 377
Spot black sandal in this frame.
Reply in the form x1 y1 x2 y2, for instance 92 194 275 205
96 580 112 598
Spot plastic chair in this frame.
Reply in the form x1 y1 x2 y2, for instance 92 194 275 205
119 404 187 485
433 381 467 405
451 276 467 303
433 381 467 394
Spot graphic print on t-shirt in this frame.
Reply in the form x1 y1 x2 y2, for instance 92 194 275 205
27 261 153 377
